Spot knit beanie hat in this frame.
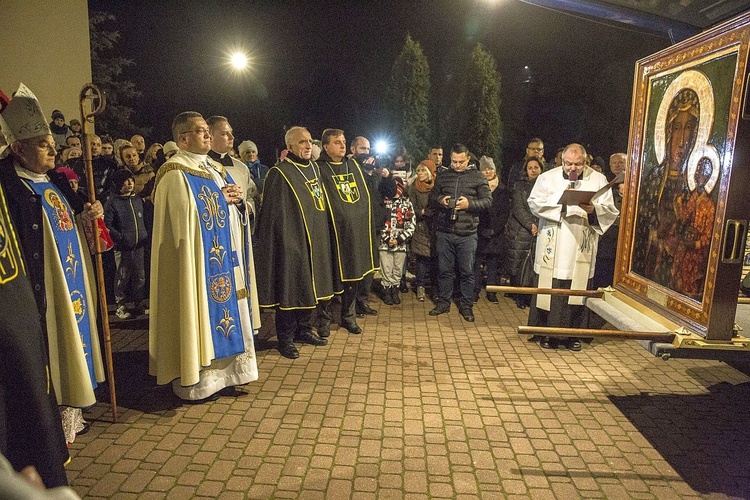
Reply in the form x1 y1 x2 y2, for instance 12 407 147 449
479 155 496 171
52 110 65 121
56 166 79 181
162 141 179 155
110 168 135 193
238 140 258 156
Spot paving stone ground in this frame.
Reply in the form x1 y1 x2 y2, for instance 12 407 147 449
68 291 750 499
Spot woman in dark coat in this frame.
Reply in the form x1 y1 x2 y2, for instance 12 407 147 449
473 156 511 303
505 157 542 308
407 160 436 301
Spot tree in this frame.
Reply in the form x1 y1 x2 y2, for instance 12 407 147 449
89 11 149 139
386 35 431 163
454 44 502 163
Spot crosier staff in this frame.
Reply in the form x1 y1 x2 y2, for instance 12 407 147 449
79 84 118 423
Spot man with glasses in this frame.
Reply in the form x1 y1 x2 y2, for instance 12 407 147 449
428 144 492 322
506 137 546 190
526 143 619 351
149 111 258 402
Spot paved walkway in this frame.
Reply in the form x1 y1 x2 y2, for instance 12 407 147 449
67 292 750 499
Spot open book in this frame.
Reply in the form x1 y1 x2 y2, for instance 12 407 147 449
557 172 624 205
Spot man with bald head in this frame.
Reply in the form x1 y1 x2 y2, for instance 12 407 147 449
609 153 627 179
350 135 387 316
256 126 339 359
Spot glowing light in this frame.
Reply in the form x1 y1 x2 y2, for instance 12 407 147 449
230 52 249 70
374 140 389 155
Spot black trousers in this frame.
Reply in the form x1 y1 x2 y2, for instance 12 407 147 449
356 274 373 308
274 308 313 342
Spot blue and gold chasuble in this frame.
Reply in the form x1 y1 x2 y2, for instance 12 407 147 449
183 169 246 359
22 178 97 389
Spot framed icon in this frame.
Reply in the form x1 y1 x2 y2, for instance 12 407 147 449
615 12 750 340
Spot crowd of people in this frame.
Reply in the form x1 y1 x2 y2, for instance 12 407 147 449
0 83 626 493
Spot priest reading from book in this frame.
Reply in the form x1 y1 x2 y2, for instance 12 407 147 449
526 143 619 352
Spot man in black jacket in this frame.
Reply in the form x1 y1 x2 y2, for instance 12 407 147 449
350 136 387 316
428 144 492 321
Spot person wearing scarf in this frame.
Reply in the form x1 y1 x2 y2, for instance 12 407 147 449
407 160 437 301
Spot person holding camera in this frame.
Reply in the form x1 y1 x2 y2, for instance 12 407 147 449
428 144 492 321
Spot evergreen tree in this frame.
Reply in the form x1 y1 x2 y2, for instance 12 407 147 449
386 35 431 163
89 11 149 139
455 44 502 163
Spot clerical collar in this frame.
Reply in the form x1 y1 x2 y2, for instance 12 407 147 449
181 150 209 166
208 150 234 167
14 162 48 182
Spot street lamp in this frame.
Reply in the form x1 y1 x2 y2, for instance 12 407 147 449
229 51 249 71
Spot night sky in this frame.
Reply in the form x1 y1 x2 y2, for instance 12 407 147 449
89 0 669 167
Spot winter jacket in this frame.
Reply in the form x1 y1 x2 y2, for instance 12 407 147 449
379 196 415 252
126 164 155 197
505 176 537 277
407 184 434 257
429 166 492 236
104 194 148 251
477 182 511 255
363 170 388 233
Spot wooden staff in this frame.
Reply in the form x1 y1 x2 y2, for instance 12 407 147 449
738 297 750 304
79 84 117 423
518 325 675 343
486 285 605 298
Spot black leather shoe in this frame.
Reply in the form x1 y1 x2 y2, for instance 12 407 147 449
459 306 475 322
486 292 498 303
567 338 582 351
278 341 300 359
540 337 557 349
342 322 362 334
77 421 91 435
429 304 450 316
317 328 330 338
356 312 366 318
356 304 377 315
295 330 328 346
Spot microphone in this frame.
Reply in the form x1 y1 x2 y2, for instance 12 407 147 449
568 170 578 189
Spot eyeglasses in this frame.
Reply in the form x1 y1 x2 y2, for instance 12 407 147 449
181 128 211 136
563 161 585 167
527 146 544 151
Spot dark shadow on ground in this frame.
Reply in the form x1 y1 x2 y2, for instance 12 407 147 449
96 350 181 414
609 379 750 497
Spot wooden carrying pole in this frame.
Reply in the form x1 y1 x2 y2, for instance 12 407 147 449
518 326 676 343
486 285 605 298
79 84 117 423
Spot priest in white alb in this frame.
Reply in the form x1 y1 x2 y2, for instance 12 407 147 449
527 143 619 352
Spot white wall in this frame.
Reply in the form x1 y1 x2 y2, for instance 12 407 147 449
0 0 92 126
